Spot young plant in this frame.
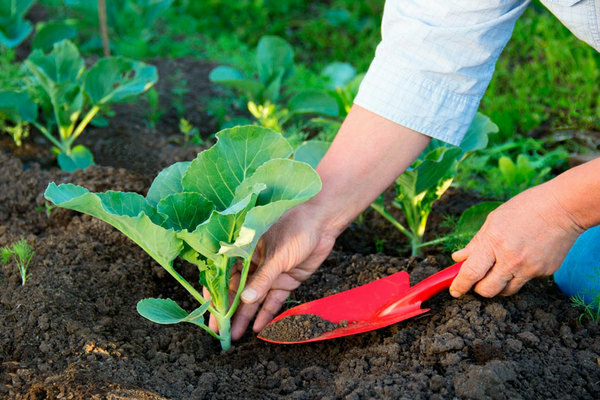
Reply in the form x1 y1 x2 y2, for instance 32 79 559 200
571 293 600 325
483 149 568 199
371 113 498 256
1 238 34 286
210 36 339 132
0 90 37 146
178 118 201 146
22 39 157 171
44 125 322 350
0 0 35 49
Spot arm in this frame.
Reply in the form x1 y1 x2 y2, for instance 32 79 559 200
450 158 600 298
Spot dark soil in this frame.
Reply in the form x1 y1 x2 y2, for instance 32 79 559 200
1 58 599 400
260 315 347 343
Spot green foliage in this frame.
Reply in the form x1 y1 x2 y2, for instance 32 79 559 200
1 238 35 286
571 293 600 325
32 19 77 51
438 201 502 252
372 113 498 256
210 35 340 135
19 39 157 171
63 0 173 57
44 125 322 350
178 118 201 146
482 149 568 200
0 0 35 48
482 6 600 138
0 89 37 145
145 87 162 129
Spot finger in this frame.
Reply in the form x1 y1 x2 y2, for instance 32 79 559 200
241 256 287 305
473 265 514 298
202 288 219 332
253 289 293 332
449 244 495 298
231 301 260 341
229 271 241 292
499 276 528 296
452 246 470 262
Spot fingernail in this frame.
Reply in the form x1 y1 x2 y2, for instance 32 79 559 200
241 288 257 303
449 289 460 298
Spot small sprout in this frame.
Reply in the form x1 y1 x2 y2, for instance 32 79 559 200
178 118 201 146
1 239 35 286
571 294 600 326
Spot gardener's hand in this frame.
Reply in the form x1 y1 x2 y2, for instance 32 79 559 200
229 203 339 340
449 183 584 298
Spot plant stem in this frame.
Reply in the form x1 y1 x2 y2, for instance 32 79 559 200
68 106 101 147
215 314 231 350
225 254 253 319
31 122 64 151
160 262 218 315
371 201 413 241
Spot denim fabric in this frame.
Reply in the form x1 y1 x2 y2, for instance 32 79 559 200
354 0 599 145
554 225 600 305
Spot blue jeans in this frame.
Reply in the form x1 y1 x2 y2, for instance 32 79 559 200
554 225 600 306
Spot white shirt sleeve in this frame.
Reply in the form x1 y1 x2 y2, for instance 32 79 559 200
354 0 530 145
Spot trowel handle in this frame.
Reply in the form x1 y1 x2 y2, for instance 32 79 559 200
406 261 463 303
378 261 463 317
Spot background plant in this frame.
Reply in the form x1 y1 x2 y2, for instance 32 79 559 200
1 238 35 286
0 0 35 49
371 113 499 256
19 39 157 171
45 125 321 350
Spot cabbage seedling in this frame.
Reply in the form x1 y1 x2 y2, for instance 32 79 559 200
44 126 322 350
0 0 35 48
23 39 157 172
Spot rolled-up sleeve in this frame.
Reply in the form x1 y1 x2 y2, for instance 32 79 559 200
354 0 530 145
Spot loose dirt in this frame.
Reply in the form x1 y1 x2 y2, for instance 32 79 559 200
259 314 347 343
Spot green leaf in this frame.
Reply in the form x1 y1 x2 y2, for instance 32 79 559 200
414 147 461 194
256 35 294 86
456 201 502 234
459 112 498 155
56 144 95 172
322 62 356 89
208 66 263 100
85 57 158 106
0 90 38 123
0 0 35 17
32 20 78 52
157 192 213 231
44 183 182 267
0 16 32 48
287 91 339 117
293 140 330 169
220 159 322 258
181 126 292 210
25 40 84 86
178 191 262 262
262 69 284 103
146 162 191 206
137 298 210 325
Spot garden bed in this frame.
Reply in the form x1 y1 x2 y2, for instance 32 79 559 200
1 60 599 400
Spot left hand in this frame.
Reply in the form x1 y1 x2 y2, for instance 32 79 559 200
449 183 583 298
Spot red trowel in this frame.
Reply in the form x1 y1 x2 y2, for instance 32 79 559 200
258 261 463 344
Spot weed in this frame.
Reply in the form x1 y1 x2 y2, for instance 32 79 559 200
1 239 34 286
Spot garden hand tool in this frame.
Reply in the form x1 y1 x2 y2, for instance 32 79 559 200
258 261 463 343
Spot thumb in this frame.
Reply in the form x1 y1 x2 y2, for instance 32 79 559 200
241 256 284 305
452 244 471 262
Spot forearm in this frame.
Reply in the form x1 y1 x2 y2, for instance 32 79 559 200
307 104 431 236
546 157 600 231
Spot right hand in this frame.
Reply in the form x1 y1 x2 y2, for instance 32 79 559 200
230 203 339 340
